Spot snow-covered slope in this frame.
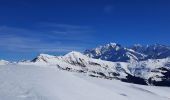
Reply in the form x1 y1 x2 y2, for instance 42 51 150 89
0 59 9 65
127 58 170 86
0 64 170 100
28 51 129 79
19 51 170 86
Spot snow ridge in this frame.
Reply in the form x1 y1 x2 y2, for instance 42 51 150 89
19 50 170 86
2 43 170 86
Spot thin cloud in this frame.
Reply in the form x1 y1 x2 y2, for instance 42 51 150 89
39 47 84 53
36 23 96 41
0 25 94 53
40 23 90 30
0 34 85 53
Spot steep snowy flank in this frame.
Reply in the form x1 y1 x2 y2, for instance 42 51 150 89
127 58 170 86
84 43 146 62
29 51 129 79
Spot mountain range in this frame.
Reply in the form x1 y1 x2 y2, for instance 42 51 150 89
84 43 170 62
1 43 170 86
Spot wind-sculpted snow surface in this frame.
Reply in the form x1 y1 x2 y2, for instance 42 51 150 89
0 65 170 100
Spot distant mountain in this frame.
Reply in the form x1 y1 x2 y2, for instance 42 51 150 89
2 43 170 86
130 44 170 60
84 43 170 62
26 51 170 86
84 43 146 62
30 51 129 79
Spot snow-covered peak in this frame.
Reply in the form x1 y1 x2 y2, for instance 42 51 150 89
31 51 91 67
109 42 119 46
105 42 121 47
84 43 145 62
64 51 84 57
97 42 121 50
63 51 88 59
84 43 122 56
59 51 92 67
32 53 57 62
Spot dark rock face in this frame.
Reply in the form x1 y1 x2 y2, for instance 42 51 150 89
148 67 170 86
121 67 170 86
121 74 147 85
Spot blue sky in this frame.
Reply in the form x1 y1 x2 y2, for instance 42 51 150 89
0 0 170 61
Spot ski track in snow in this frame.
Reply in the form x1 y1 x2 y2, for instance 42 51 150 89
0 65 170 100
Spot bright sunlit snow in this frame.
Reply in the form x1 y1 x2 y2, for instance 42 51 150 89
0 64 170 100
